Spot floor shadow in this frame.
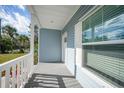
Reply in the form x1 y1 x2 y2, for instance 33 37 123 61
24 73 75 88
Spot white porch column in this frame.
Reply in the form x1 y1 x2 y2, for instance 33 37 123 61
29 14 35 72
5 67 10 88
74 21 82 67
30 15 35 59
12 65 16 88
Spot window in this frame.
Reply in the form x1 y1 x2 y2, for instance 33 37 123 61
82 6 124 87
82 19 92 43
82 5 124 43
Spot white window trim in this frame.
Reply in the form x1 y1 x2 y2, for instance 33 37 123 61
82 39 124 45
80 67 116 88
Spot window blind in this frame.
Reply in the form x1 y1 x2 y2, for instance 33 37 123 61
103 6 124 22
85 44 124 86
82 6 124 87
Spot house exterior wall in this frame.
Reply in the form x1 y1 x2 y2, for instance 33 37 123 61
62 5 115 87
74 21 113 88
62 5 94 75
39 28 61 62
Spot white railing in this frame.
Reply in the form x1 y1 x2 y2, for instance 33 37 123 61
0 53 33 88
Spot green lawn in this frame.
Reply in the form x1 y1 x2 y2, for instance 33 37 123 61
0 53 25 64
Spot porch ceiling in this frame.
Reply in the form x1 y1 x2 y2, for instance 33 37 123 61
28 5 80 30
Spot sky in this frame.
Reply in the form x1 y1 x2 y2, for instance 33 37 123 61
0 5 31 36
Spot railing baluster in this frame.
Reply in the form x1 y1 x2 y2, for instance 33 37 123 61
20 62 23 87
1 70 6 87
9 66 13 88
0 53 32 88
0 69 1 88
11 66 14 88
5 68 10 88
15 64 18 88
18 63 20 88
23 60 26 83
13 65 16 88
16 64 20 88
19 62 22 87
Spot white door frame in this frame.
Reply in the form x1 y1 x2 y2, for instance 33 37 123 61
62 31 67 63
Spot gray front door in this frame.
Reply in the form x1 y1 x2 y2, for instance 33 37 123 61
39 28 61 62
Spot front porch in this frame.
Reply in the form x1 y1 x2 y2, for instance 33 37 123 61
24 63 82 88
0 5 124 88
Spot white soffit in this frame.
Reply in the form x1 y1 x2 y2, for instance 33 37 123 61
33 5 80 30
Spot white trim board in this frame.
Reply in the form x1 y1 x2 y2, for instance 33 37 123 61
82 39 124 45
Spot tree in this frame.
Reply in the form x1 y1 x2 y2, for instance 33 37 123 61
0 36 12 53
18 35 30 53
2 25 18 51
0 19 2 38
0 19 2 53
2 25 17 39
1 25 30 53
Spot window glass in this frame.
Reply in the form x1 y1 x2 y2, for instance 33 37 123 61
82 19 92 43
83 28 92 42
94 24 103 41
82 6 124 43
103 13 124 40
91 9 103 42
103 6 124 41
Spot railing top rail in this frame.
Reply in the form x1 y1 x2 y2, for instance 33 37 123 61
0 53 31 67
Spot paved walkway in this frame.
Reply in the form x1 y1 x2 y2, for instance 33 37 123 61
24 63 82 88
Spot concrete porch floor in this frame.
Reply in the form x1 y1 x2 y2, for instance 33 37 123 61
24 63 82 88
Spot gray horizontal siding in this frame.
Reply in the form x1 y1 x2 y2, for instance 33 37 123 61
63 5 94 32
63 5 94 75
